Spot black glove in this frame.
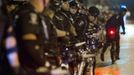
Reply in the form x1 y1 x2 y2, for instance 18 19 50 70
121 31 126 35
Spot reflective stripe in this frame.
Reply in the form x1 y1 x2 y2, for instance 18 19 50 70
40 15 49 40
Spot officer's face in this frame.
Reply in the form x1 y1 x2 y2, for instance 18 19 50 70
89 15 96 22
62 1 70 11
70 7 78 14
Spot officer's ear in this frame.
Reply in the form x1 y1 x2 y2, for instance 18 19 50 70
22 34 37 40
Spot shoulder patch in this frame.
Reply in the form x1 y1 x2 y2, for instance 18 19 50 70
29 13 38 25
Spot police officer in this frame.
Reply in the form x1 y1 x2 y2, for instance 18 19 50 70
52 0 77 73
69 0 79 23
86 6 100 38
42 0 66 69
0 0 26 75
53 0 77 46
100 7 127 63
13 0 56 74
69 1 88 42
82 6 100 75
88 6 100 24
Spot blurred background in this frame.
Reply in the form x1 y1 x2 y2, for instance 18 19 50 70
0 0 133 20
0 0 134 75
78 0 134 20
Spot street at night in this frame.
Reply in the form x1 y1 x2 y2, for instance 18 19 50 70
0 0 134 75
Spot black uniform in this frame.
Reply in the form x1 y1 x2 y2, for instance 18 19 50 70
73 13 88 41
101 14 126 62
42 15 59 67
53 8 78 69
14 3 57 74
53 9 75 45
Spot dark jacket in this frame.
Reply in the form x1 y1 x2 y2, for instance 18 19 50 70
14 3 53 69
53 9 75 45
106 14 125 32
105 14 125 40
73 13 88 41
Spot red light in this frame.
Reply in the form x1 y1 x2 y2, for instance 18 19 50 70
106 26 116 39
110 30 115 35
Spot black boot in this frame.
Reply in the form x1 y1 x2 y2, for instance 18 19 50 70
112 56 116 64
112 60 115 64
100 54 104 61
116 56 120 60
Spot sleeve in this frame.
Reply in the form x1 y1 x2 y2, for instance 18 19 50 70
16 13 38 35
119 16 125 32
6 26 18 53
